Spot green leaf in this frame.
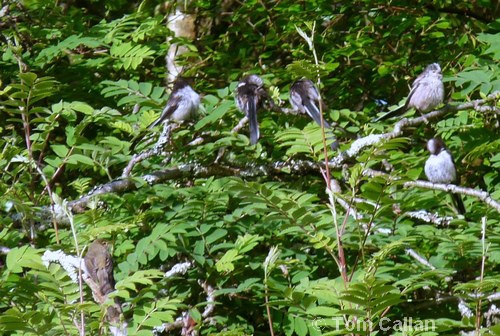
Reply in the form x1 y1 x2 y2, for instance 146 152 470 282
195 100 234 130
205 228 228 245
139 82 152 96
67 154 94 166
215 249 240 273
70 102 94 115
294 317 308 336
51 145 69 157
6 246 43 273
306 306 339 316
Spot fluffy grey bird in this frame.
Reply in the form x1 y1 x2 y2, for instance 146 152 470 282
424 138 466 214
148 77 200 128
235 74 272 145
290 78 350 149
131 77 199 150
375 63 444 121
290 79 331 128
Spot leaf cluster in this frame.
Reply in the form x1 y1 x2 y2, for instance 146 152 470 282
0 0 499 335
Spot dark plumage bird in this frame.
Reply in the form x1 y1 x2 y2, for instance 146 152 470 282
290 78 341 149
375 63 444 121
235 74 272 145
84 240 115 296
424 138 466 214
290 79 331 128
84 240 122 324
131 77 200 150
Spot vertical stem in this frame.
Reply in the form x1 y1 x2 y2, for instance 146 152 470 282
263 249 276 336
63 203 84 335
304 22 346 285
264 284 275 336
476 216 488 334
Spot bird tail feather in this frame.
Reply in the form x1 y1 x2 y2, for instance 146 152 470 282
304 100 331 128
148 118 160 129
452 193 466 215
248 98 259 145
303 100 338 149
300 100 340 148
374 104 406 121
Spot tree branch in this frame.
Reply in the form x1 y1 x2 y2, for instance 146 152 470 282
53 93 500 216
363 168 500 213
403 180 500 213
405 248 436 270
69 160 321 213
153 266 216 336
232 116 249 134
122 122 177 177
405 210 454 226
329 91 499 168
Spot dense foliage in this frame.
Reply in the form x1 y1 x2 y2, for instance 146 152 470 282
0 0 499 335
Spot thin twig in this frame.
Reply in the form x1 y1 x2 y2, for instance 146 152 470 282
476 217 489 332
405 248 436 270
232 116 249 134
154 274 216 335
122 122 176 177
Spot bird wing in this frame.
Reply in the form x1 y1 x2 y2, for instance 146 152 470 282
403 82 419 110
290 89 304 113
148 94 182 129
96 255 115 295
404 71 433 110
84 255 98 281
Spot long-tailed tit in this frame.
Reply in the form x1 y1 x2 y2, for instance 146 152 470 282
424 138 466 214
290 78 343 149
131 77 200 150
148 77 200 128
235 74 273 145
290 79 331 128
376 63 444 121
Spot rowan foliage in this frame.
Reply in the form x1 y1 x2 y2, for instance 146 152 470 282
0 1 499 335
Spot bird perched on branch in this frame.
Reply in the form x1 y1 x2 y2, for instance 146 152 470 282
375 63 444 121
148 77 200 128
84 240 122 324
424 138 466 214
290 78 343 149
85 240 115 296
290 79 331 127
131 77 200 150
235 74 273 145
